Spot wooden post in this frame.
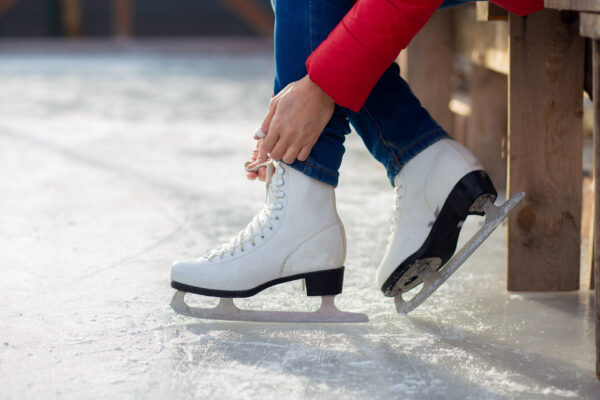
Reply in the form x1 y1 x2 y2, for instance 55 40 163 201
113 0 133 37
59 0 81 37
476 1 508 21
0 0 18 18
593 37 600 382
507 10 584 291
404 9 455 135
546 0 600 12
466 66 507 191
580 10 600 380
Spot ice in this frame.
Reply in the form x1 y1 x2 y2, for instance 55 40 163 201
0 40 598 399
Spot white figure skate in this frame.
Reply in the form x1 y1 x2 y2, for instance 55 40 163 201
376 139 524 314
170 161 368 323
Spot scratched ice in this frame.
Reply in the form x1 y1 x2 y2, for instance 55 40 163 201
0 41 598 399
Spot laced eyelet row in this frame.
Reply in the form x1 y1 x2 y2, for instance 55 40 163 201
206 160 286 260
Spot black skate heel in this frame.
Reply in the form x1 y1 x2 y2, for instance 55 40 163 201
303 267 345 296
381 170 498 297
449 170 497 217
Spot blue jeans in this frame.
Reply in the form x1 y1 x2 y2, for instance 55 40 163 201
273 0 474 187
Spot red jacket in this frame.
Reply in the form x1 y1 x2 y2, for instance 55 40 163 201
306 0 544 112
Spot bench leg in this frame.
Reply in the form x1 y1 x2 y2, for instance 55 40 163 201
467 66 508 191
507 10 584 291
113 0 134 37
593 38 600 381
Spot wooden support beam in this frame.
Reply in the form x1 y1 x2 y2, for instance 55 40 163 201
580 12 600 379
572 10 600 381
405 8 454 134
0 0 19 18
113 0 134 37
507 10 584 291
454 5 509 75
593 38 600 381
588 175 596 289
476 1 508 21
465 67 507 191
59 0 81 37
581 11 600 38
546 0 600 12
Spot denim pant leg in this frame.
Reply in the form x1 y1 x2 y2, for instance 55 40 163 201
348 64 451 187
272 0 475 187
272 0 352 187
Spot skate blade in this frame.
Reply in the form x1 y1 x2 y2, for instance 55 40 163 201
171 291 369 323
395 192 525 315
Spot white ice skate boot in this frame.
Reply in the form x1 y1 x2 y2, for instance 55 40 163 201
170 161 367 323
377 139 524 314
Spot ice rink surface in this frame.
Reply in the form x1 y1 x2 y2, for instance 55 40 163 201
0 40 598 399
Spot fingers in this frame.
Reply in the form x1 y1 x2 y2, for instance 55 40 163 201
257 166 267 181
246 139 269 182
256 139 269 164
258 77 327 166
297 146 311 161
246 168 266 181
260 98 277 136
244 159 258 180
260 119 280 158
246 140 263 168
267 128 289 161
246 170 258 180
281 144 301 164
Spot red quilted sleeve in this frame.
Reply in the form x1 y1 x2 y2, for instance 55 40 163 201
306 0 444 112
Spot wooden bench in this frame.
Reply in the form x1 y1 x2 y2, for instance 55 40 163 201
403 1 599 378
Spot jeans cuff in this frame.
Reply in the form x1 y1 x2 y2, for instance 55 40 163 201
285 156 339 187
387 129 452 186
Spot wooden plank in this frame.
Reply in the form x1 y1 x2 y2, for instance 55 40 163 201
0 0 19 18
584 175 596 288
59 0 81 37
476 1 508 21
593 39 600 380
454 4 509 75
546 0 600 12
581 16 598 290
465 67 508 191
404 9 454 134
581 12 600 39
507 10 584 291
591 186 596 290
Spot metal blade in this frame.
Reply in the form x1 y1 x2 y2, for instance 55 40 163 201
395 192 525 315
171 291 369 323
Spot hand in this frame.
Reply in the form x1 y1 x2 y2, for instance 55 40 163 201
245 138 270 181
260 75 335 164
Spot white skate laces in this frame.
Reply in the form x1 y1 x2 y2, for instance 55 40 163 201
389 181 405 235
206 160 285 260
